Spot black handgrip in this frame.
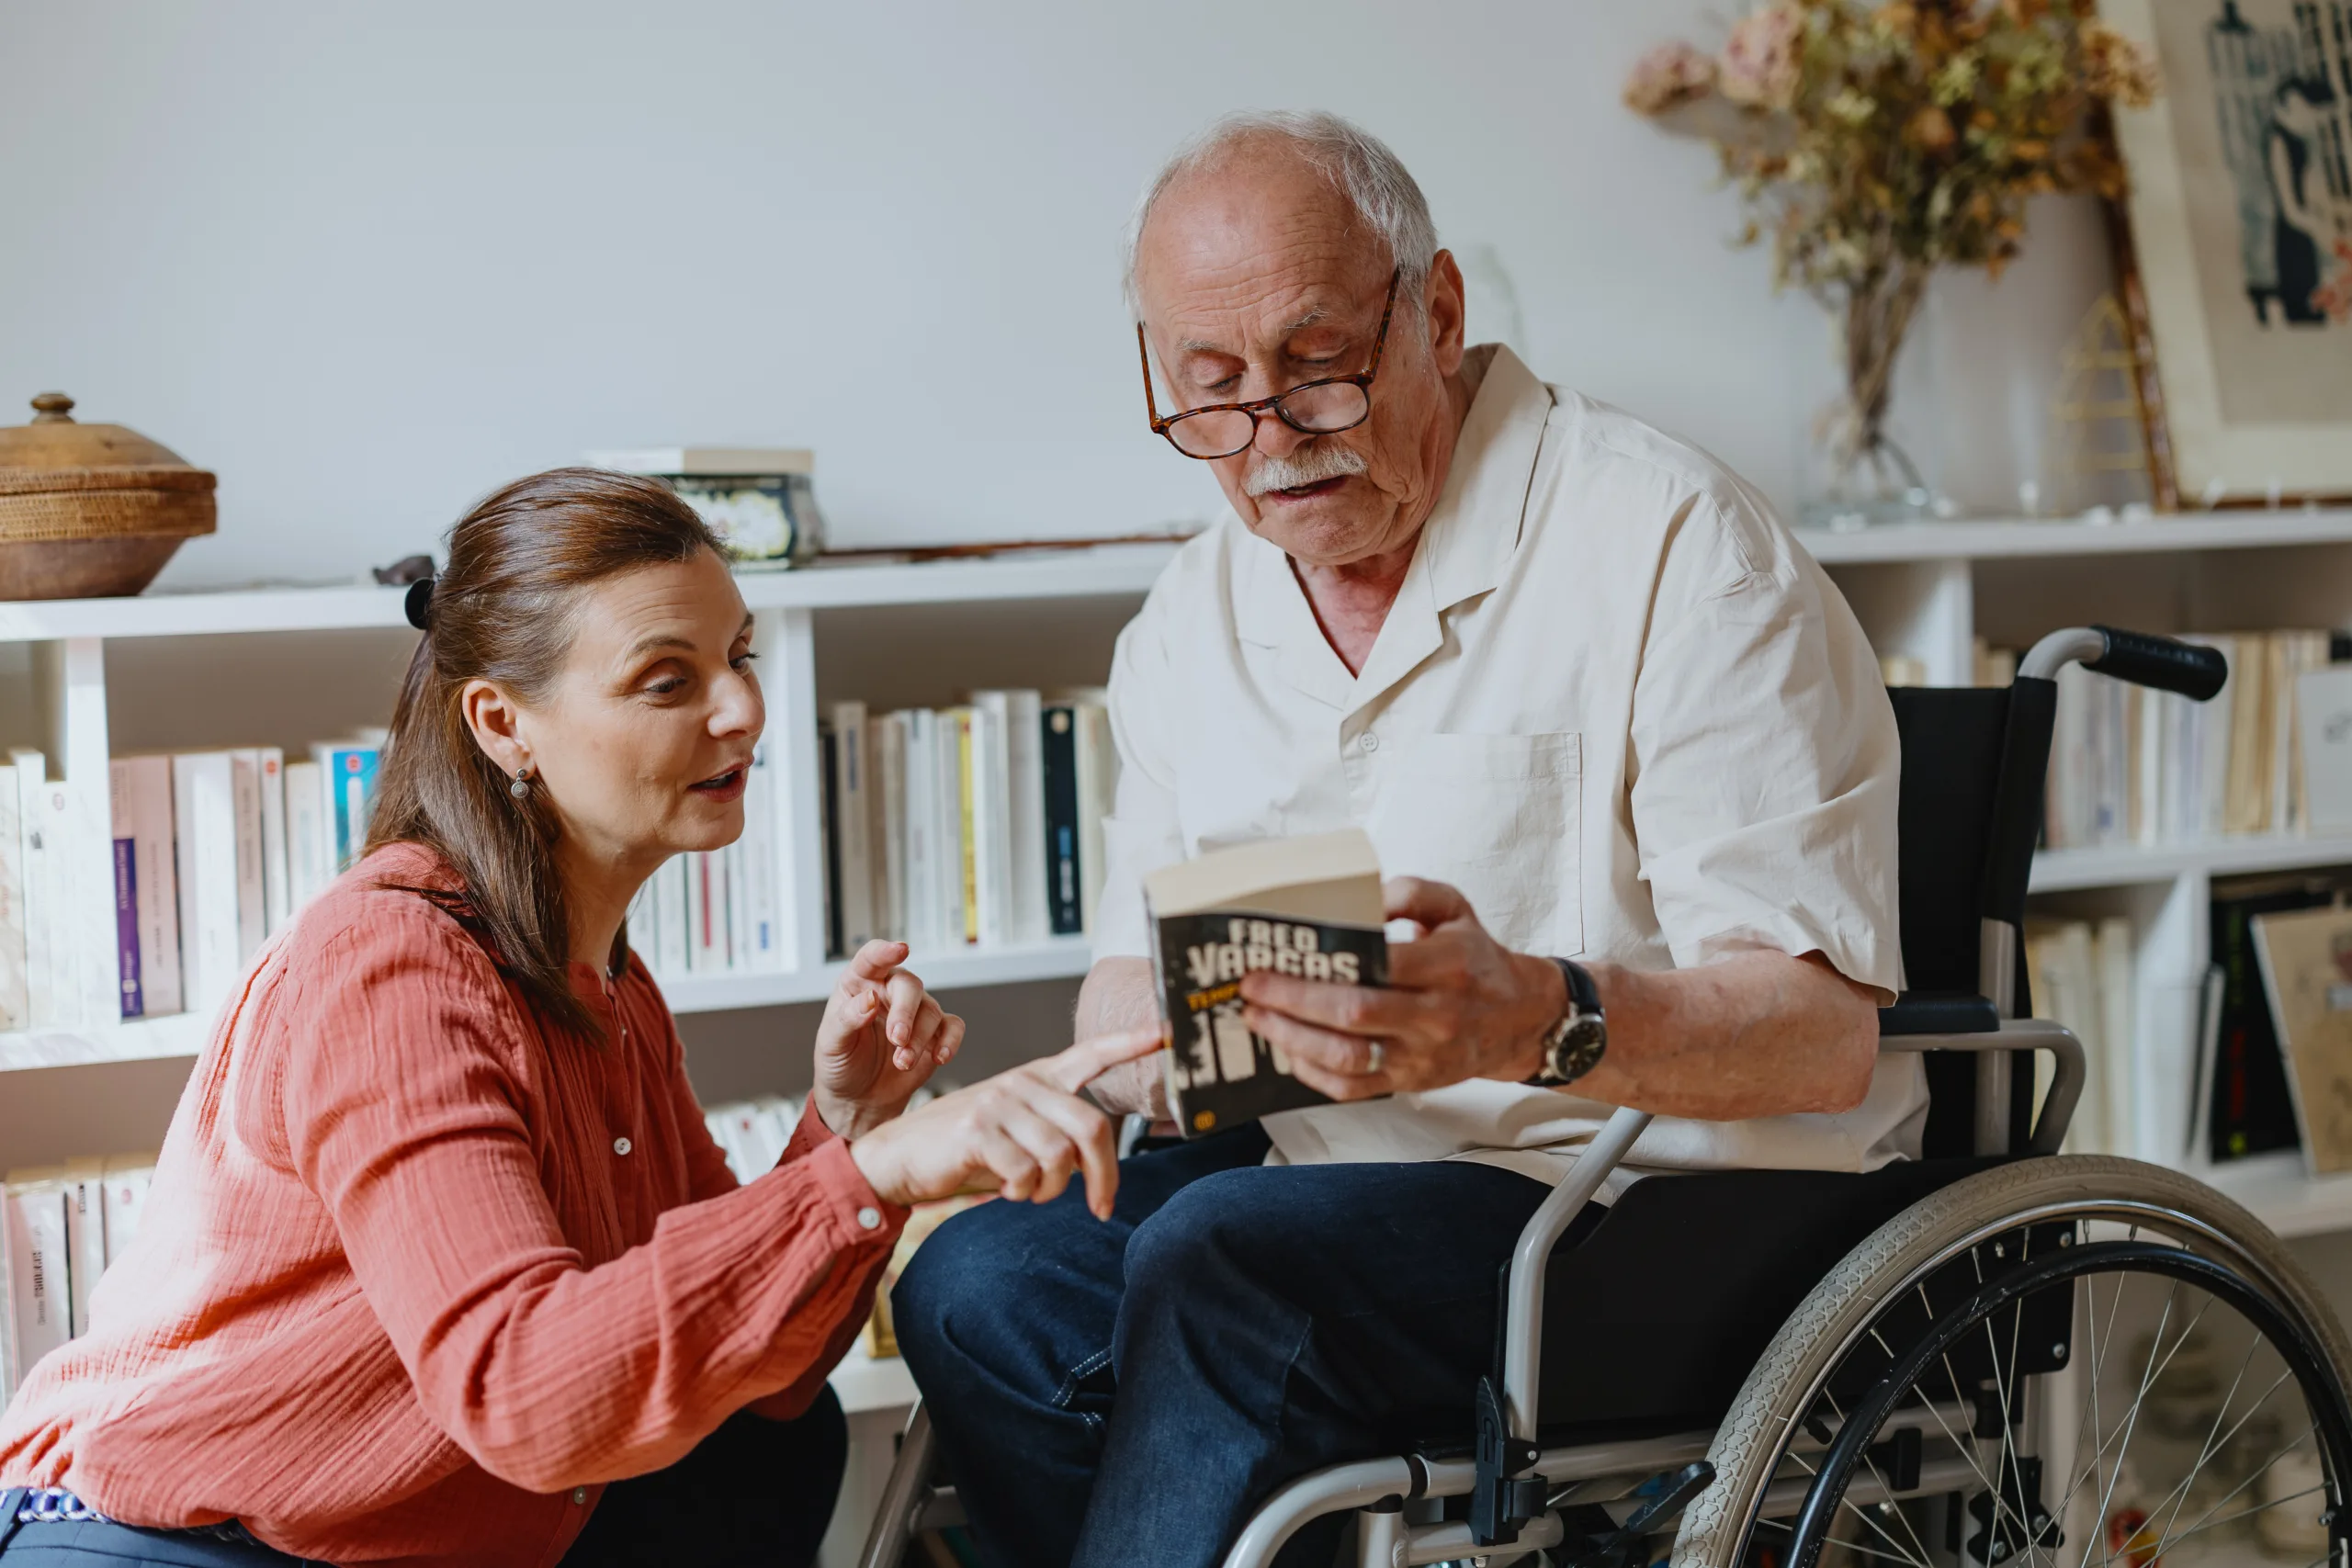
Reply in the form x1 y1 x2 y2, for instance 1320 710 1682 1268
2085 625 2229 701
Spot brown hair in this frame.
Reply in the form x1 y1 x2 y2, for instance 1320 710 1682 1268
368 467 724 1039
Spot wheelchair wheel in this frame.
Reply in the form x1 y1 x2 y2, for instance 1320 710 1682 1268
1673 1156 2352 1568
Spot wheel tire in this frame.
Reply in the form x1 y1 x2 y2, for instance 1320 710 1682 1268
1669 1156 2352 1567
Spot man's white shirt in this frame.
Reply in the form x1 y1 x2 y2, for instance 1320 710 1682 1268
1092 344 1919 1192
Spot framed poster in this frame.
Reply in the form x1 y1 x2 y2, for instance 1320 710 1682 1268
2101 0 2352 503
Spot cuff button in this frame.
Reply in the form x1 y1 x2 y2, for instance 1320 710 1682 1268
857 1206 882 1230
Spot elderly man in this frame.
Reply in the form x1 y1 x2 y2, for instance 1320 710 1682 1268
893 110 1910 1568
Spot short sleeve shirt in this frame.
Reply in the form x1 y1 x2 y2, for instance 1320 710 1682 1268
1092 344 1921 1190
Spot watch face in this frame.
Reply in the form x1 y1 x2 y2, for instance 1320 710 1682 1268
1550 1017 1606 1082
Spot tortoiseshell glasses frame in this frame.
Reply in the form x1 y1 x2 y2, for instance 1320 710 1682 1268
1136 267 1403 459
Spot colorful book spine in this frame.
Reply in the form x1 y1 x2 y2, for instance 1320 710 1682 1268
115 756 181 1018
311 743 381 873
1042 705 1083 936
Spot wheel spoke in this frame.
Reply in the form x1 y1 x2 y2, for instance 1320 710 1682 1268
1821 1389 1938 1568
2148 1479 2327 1556
2135 1375 2301 1561
2152 1430 2321 1556
2141 1330 2265 1554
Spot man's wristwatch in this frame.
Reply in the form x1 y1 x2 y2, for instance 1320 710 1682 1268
1529 958 1608 1087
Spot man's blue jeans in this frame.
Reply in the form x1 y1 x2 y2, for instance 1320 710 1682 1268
892 1125 1583 1568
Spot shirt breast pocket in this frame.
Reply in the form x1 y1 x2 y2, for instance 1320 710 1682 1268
1365 731 1582 957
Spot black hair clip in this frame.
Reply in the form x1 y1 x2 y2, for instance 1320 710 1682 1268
404 576 435 631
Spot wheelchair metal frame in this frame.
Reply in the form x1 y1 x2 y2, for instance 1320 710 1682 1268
854 627 2175 1568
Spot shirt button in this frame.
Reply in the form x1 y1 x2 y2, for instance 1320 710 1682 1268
1358 732 1379 752
571 1487 588 1505
612 1136 632 1156
857 1206 882 1230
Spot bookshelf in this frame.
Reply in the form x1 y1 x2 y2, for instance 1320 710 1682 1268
7 513 2352 1427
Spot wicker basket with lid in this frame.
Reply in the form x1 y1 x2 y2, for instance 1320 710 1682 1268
0 391 217 600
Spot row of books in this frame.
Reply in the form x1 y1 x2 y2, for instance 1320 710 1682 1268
2024 915 2138 1156
625 745 786 980
0 1155 156 1406
0 738 384 1032
2043 629 2351 850
820 693 1117 960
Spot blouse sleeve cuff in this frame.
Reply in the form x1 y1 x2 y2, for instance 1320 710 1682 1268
787 1119 910 1249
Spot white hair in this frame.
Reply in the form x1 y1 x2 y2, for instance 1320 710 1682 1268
1121 110 1439 315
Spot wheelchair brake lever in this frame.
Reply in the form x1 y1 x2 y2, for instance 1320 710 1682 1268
1553 1461 1715 1568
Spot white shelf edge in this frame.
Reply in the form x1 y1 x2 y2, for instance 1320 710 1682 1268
0 938 1097 1074
0 545 1177 645
2030 833 2352 893
1800 507 2352 565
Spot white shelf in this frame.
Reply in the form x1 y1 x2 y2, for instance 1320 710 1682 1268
0 544 1177 644
0 938 1097 1074
2199 1152 2352 1243
828 1339 919 1416
2031 834 2352 893
1798 508 2352 565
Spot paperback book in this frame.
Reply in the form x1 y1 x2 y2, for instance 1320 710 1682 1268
1145 829 1387 1137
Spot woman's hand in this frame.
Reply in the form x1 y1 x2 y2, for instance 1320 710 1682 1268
812 941 966 1140
848 1028 1164 1219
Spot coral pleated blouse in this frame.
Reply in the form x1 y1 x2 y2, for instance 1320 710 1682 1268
0 842 905 1567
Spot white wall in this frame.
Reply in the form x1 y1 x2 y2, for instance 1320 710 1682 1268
2 0 2114 590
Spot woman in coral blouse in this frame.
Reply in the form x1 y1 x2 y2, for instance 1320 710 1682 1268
0 469 1152 1568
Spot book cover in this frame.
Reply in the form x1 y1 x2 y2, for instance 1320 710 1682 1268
2252 903 2352 1175
173 751 243 1015
284 760 329 913
0 762 25 1031
1146 829 1388 1138
1041 705 1082 936
256 747 289 935
115 756 181 1018
311 742 381 873
2211 877 2332 1160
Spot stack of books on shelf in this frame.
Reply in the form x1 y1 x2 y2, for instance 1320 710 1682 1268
819 692 1117 960
625 744 786 982
700 1095 804 1180
0 1155 156 1405
2040 629 2348 851
0 737 384 1034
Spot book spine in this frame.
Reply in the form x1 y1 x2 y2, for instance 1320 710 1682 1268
900 712 936 952
1042 706 1082 936
738 740 780 972
1073 703 1115 938
689 850 729 972
874 715 907 943
956 710 979 944
112 827 141 1020
257 748 289 936
127 757 181 1017
4 1182 71 1376
15 755 53 1028
229 752 266 965
831 703 873 950
723 840 751 974
934 710 968 947
283 761 326 914
1003 692 1046 943
655 854 690 976
175 754 242 1014
0 764 25 1031
820 726 842 959
99 1158 152 1268
970 699 1011 947
63 1161 105 1337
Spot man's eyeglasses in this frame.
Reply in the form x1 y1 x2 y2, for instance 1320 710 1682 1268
1136 268 1401 460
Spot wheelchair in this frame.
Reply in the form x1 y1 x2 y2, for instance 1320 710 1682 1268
859 626 2352 1568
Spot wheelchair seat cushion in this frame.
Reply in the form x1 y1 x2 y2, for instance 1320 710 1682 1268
1521 1157 2007 1446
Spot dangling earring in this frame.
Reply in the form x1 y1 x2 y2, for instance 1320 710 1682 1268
510 765 532 800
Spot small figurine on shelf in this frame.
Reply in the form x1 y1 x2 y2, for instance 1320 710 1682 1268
583 446 827 570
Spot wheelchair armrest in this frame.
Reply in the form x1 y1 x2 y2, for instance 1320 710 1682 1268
1877 1018 2085 1157
1878 991 1999 1035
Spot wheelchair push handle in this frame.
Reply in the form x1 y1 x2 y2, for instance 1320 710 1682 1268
2082 625 2229 700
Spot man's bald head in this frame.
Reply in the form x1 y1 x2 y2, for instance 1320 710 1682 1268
1123 111 1437 314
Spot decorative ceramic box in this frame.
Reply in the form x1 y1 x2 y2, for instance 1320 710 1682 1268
0 393 217 600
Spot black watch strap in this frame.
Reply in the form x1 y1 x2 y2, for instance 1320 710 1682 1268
1554 957 1602 1018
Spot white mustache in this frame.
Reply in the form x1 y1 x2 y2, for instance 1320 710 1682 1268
1243 444 1369 498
